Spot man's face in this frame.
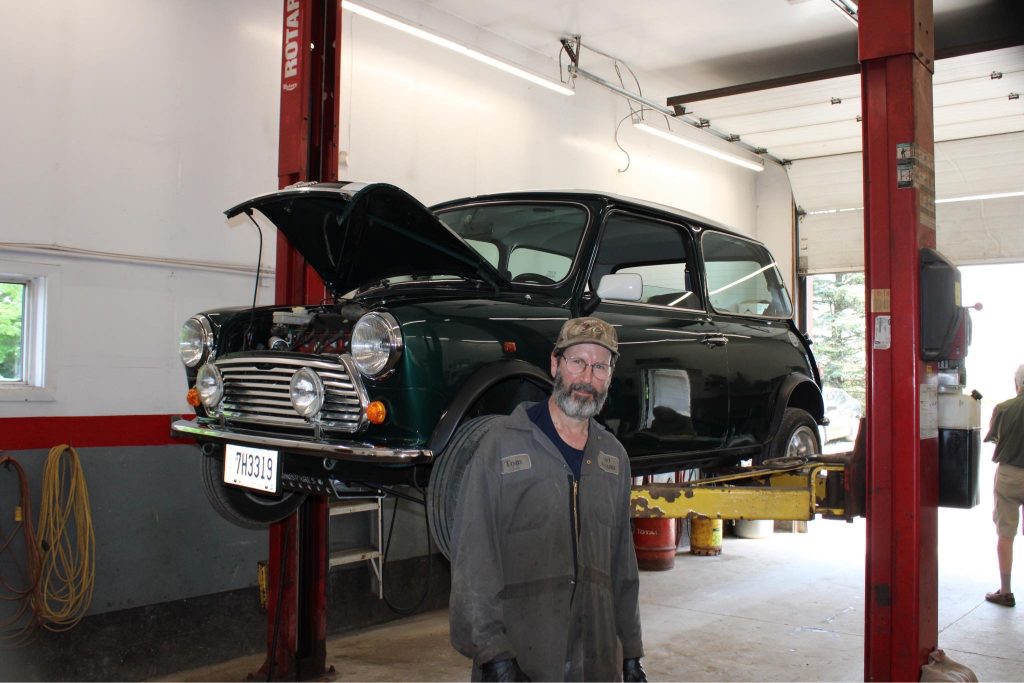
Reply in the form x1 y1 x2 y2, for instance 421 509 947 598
550 342 614 419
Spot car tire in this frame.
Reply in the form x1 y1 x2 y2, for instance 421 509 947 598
770 407 821 461
426 414 503 559
199 445 307 529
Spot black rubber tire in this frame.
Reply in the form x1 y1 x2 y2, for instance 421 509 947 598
770 407 822 461
199 445 307 529
426 415 503 559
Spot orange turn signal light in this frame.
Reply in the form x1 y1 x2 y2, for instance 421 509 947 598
503 341 517 353
367 400 387 425
186 387 201 408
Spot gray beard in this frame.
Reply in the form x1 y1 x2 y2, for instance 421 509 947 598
553 371 607 419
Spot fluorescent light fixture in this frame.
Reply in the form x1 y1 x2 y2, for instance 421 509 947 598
634 122 765 172
828 0 859 26
340 1 574 96
935 190 1024 204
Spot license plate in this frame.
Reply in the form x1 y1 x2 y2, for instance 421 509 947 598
224 444 279 494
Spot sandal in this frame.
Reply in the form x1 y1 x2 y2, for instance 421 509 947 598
985 589 1015 607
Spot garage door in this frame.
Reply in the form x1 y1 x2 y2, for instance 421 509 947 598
792 130 1024 273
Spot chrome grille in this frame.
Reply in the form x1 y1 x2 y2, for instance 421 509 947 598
215 353 366 434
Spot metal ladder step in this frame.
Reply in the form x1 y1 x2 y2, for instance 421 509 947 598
328 495 383 598
329 546 381 567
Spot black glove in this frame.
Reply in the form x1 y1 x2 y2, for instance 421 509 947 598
623 657 647 682
481 658 531 682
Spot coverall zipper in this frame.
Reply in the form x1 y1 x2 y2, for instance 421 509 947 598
568 474 579 587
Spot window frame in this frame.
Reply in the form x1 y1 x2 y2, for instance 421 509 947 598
591 210 705 314
0 259 58 402
699 230 794 320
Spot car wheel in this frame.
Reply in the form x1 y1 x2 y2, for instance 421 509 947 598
199 445 307 529
426 415 503 559
770 407 821 461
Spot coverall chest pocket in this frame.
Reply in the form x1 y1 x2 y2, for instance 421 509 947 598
501 474 561 534
582 468 619 529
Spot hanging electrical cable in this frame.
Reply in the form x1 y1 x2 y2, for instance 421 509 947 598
32 445 95 631
0 454 41 647
381 481 433 616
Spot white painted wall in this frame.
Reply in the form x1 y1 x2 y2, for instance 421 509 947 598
1 0 792 419
338 12 761 226
1 1 282 417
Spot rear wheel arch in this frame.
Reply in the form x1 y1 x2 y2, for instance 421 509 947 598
774 374 825 427
759 375 824 463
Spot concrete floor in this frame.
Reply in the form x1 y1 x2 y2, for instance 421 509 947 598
160 457 1023 682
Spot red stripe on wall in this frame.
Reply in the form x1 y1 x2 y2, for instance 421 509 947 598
1 415 197 451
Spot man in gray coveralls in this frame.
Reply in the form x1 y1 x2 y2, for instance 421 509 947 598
449 316 647 682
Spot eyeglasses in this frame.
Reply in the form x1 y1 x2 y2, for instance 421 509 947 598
560 355 613 380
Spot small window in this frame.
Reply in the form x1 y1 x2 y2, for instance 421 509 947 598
701 232 792 317
0 263 55 401
0 281 25 381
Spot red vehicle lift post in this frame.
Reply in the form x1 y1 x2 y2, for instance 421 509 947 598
256 1 342 679
858 1 940 679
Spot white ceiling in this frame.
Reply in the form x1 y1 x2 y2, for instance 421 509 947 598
359 0 1023 263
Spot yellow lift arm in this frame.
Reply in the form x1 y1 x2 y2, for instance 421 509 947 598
630 451 865 523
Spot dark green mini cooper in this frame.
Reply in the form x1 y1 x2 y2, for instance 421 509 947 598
173 182 823 552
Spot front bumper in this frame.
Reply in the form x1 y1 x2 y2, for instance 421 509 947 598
171 419 432 464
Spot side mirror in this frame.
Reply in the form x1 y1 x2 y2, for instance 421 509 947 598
597 273 643 302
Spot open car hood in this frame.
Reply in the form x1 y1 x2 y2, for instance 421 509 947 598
225 182 503 296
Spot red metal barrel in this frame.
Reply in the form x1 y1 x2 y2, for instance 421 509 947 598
632 518 677 571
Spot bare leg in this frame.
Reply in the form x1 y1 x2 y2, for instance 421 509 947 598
997 536 1014 594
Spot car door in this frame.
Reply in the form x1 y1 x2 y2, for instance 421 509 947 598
588 211 729 464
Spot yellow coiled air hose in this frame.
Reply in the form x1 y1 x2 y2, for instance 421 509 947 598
32 444 95 631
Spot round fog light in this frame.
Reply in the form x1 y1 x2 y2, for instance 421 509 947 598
196 364 224 411
290 367 324 418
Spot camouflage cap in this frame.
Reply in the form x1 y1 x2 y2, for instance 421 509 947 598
554 317 618 356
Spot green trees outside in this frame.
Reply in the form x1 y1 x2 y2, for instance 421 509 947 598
810 272 866 407
0 282 24 380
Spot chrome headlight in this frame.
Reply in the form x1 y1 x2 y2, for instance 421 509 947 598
351 312 403 378
196 364 224 411
179 316 213 368
290 367 325 418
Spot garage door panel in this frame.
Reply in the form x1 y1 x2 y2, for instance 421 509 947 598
936 197 1024 265
798 210 864 275
794 132 1024 272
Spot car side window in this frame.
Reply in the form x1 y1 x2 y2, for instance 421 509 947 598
701 231 793 318
592 213 699 310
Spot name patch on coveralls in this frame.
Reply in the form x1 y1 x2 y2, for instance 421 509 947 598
598 452 619 475
501 454 532 475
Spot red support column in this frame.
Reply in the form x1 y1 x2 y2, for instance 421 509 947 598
256 1 342 679
859 1 939 680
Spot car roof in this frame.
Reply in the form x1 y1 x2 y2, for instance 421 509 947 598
430 189 752 242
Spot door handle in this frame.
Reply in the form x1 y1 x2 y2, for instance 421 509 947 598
701 334 729 348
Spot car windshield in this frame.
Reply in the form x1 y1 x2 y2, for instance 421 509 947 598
436 202 588 284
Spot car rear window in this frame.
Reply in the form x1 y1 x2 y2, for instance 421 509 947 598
701 232 793 318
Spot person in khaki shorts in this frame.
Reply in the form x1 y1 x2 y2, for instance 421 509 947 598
983 364 1024 607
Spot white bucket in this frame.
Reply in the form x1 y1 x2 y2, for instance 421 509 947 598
734 519 773 539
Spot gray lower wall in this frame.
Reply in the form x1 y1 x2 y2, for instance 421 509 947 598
0 442 445 681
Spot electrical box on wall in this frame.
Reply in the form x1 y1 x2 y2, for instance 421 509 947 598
919 248 967 361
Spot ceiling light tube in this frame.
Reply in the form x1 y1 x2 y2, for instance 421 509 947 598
634 122 765 172
341 1 574 96
828 0 859 26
